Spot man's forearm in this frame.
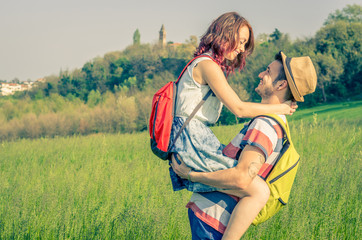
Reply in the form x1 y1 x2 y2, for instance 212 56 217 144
189 145 265 190
189 166 252 190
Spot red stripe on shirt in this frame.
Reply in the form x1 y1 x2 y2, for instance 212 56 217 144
222 144 241 160
258 163 269 175
228 194 240 202
258 163 273 178
272 123 284 138
186 202 227 234
243 129 273 157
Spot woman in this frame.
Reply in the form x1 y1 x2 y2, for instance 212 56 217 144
169 12 295 239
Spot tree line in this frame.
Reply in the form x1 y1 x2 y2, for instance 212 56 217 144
0 4 360 140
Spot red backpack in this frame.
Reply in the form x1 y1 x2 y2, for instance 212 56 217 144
149 55 216 160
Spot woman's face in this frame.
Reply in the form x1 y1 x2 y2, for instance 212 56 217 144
224 25 250 61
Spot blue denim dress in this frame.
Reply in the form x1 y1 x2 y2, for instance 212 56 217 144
169 55 238 192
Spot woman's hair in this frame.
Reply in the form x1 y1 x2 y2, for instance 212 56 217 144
194 12 254 76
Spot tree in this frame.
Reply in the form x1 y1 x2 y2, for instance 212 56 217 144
186 35 198 48
11 78 20 84
133 29 141 45
256 33 269 44
82 58 109 94
315 20 362 97
108 57 128 89
324 4 362 25
312 53 343 102
269 28 282 42
58 73 74 97
44 82 54 97
68 69 87 100
87 90 102 107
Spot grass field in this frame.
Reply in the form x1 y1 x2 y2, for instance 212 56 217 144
0 101 361 239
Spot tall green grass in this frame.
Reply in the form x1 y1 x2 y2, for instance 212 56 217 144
0 102 361 239
289 100 362 121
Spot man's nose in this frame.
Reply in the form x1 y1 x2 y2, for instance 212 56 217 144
258 71 265 78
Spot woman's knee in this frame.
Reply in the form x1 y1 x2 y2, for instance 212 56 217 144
249 178 270 205
259 181 270 204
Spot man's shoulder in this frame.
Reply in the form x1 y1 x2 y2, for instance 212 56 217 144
252 114 286 124
243 115 285 158
249 114 286 133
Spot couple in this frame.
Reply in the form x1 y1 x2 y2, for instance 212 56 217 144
168 12 317 239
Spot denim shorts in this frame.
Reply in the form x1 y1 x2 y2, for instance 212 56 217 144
169 117 238 192
169 160 221 192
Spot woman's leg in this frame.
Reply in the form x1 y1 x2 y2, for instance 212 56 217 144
220 177 270 240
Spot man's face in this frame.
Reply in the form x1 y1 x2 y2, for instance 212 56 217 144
255 60 283 99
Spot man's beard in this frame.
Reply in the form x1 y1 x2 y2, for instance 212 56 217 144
255 86 273 99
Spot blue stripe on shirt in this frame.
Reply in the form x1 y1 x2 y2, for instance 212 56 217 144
197 192 238 214
240 140 269 159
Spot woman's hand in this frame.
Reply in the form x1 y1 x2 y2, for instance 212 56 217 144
283 100 298 115
170 154 191 180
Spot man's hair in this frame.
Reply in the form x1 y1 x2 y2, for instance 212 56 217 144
274 52 294 101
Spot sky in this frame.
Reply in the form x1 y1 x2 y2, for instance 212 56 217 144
0 0 361 82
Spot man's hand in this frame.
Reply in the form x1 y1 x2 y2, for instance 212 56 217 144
171 154 191 179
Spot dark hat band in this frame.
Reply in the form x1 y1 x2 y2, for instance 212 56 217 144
285 57 295 84
285 56 301 98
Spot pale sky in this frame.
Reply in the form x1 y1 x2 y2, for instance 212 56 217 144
0 0 361 81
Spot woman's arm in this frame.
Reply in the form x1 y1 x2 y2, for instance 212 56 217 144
194 60 296 118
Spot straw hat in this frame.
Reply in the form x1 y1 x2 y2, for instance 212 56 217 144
280 51 317 102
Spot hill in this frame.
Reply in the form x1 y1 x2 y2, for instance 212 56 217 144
0 4 360 141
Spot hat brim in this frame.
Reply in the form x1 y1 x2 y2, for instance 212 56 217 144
280 52 304 102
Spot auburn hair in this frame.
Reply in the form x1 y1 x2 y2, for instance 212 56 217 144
194 12 254 76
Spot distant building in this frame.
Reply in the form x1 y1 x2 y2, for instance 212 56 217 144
36 78 46 83
0 81 34 96
168 42 182 47
159 24 166 47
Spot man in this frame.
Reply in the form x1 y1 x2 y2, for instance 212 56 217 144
171 51 317 239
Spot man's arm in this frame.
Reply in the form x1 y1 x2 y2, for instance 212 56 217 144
171 145 265 190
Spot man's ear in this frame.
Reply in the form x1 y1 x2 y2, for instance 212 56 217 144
277 80 288 90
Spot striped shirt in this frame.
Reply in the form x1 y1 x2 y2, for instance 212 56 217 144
186 115 286 233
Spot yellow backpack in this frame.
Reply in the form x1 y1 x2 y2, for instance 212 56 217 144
252 114 300 226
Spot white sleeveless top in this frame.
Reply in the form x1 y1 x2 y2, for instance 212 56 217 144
175 56 223 124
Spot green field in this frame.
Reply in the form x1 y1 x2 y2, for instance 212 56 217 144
1 101 361 239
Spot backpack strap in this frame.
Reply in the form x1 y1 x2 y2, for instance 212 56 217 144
169 89 213 150
169 55 218 151
175 55 218 84
172 54 217 118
